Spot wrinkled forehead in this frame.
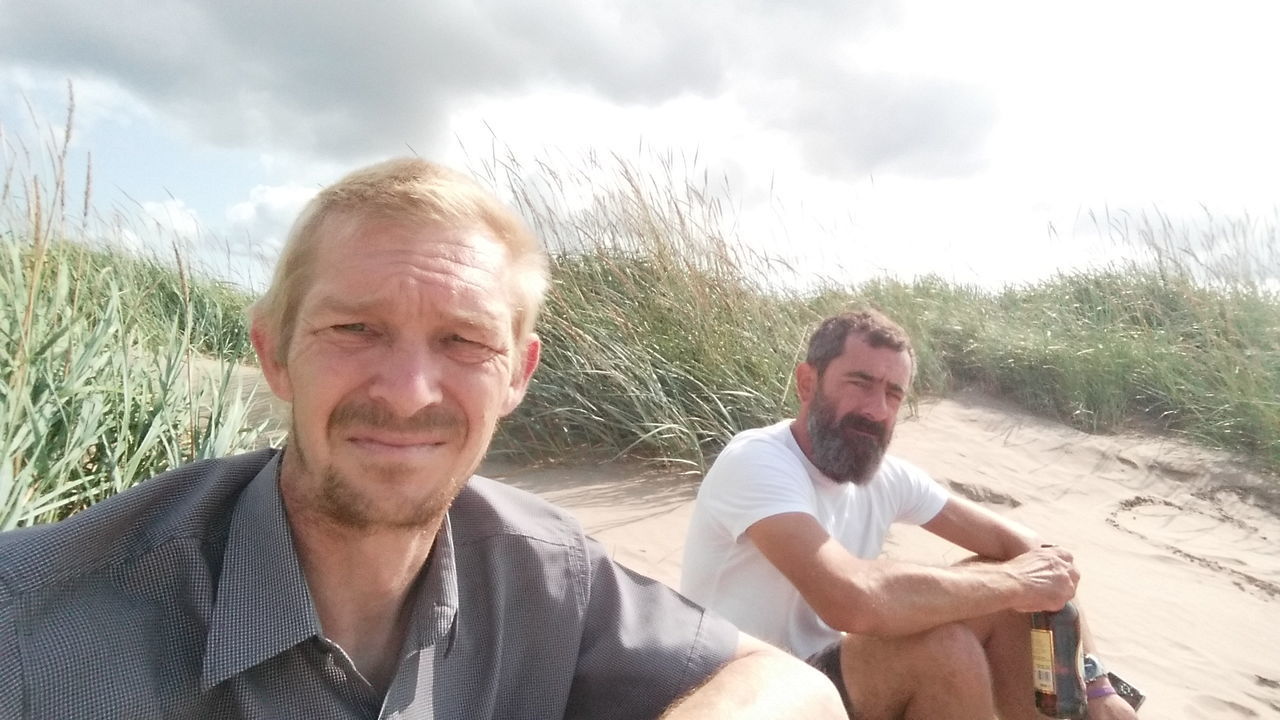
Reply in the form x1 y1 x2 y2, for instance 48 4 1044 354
834 334 914 384
304 212 516 312
314 210 502 256
310 213 511 281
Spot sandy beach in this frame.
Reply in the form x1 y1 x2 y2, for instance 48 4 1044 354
228 362 1280 717
487 391 1280 719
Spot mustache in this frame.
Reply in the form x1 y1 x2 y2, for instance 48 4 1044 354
838 413 887 445
329 401 464 434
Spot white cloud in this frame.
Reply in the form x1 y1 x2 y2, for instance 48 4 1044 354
0 0 986 181
140 198 200 241
5 0 1277 292
221 183 317 287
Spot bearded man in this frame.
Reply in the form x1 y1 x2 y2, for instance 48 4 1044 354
681 310 1140 720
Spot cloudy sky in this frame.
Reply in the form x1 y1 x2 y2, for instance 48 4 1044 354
3 0 1277 290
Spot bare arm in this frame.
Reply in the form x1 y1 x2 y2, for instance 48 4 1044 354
660 631 845 719
919 494 1039 560
745 498 1077 637
931 498 1136 715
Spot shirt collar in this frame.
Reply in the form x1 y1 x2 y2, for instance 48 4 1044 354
200 453 465 689
406 512 459 653
201 452 321 691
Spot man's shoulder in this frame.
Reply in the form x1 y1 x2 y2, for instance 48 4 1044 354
717 420 797 461
706 420 806 480
451 475 586 551
0 448 279 600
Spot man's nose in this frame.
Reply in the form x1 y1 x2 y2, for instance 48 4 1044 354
368 341 444 416
859 391 891 422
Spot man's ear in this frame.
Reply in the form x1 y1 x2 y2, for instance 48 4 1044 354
250 316 294 403
795 362 817 404
501 334 541 416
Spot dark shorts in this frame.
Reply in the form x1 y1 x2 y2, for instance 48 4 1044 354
806 639 856 717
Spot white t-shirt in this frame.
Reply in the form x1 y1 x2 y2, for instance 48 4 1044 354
680 420 949 657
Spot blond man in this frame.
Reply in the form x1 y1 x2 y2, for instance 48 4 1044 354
0 159 841 719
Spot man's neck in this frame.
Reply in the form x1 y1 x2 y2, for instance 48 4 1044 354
285 499 443 694
790 416 815 460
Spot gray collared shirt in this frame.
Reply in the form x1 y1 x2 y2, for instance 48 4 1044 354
0 449 736 719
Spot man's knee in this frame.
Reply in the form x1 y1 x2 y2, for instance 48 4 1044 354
839 622 986 673
836 624 993 717
916 622 987 663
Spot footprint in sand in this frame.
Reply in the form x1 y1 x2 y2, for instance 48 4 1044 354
1248 675 1280 712
1189 695 1274 717
1108 496 1280 600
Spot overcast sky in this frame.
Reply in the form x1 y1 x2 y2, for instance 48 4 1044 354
3 0 1277 290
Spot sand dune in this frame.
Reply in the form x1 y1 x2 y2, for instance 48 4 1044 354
488 392 1280 719
220 359 1280 716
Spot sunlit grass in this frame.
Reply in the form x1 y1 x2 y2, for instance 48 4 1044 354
479 151 1280 474
1 88 266 528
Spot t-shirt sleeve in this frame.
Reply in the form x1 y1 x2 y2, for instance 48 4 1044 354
696 436 817 541
565 538 738 720
890 457 950 525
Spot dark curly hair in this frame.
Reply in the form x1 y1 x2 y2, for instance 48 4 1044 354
804 309 914 376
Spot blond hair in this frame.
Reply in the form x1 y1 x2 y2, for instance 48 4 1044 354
250 158 548 363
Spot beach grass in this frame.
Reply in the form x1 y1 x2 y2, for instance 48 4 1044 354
1 95 265 528
3 113 1277 526
484 153 1280 473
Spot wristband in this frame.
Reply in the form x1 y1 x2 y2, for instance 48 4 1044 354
1087 686 1117 701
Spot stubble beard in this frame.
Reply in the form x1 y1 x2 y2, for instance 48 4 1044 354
286 400 474 531
806 387 891 485
314 462 463 531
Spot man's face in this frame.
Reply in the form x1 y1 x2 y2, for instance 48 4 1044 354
255 213 538 530
804 335 911 485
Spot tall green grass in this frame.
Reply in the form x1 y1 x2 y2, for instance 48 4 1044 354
479 153 1280 475
478 153 820 469
1 92 266 528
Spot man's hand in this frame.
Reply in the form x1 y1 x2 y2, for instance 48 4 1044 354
1002 545 1079 612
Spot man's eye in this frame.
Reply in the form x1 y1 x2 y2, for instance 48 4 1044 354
446 334 504 361
334 323 368 333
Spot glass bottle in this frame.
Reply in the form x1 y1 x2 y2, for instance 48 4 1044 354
1030 600 1086 719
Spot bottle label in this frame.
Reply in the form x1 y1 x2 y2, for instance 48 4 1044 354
1030 628 1056 693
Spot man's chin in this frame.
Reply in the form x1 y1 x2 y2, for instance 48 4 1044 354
317 463 469 531
320 486 457 531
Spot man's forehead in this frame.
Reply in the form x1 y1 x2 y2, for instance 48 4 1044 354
314 211 503 257
300 213 516 322
836 335 912 378
310 292 502 323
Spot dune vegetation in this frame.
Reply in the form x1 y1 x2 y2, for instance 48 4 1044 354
1 103 264 529
484 153 1280 477
4 108 1278 528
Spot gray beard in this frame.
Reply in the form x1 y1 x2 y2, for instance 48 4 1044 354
806 396 887 485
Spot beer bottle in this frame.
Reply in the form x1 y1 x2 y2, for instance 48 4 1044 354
1030 600 1086 719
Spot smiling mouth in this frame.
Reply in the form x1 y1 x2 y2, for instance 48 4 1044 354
347 434 451 452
